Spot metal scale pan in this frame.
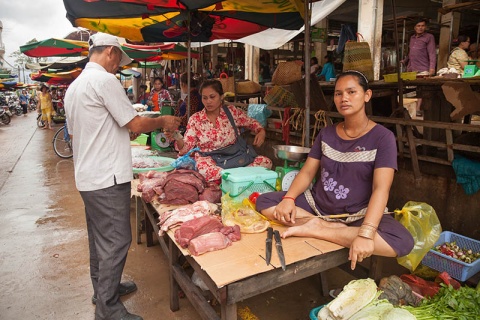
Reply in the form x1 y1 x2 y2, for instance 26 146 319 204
272 145 311 191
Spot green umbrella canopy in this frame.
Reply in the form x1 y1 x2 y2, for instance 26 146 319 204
20 38 163 62
20 38 88 57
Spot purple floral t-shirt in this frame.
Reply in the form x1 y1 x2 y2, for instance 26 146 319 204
308 124 397 215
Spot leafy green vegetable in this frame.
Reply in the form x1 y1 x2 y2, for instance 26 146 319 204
402 284 480 320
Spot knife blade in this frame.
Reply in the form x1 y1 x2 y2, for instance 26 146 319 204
265 227 273 265
273 230 286 271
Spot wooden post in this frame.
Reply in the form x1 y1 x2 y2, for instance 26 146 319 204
357 0 384 80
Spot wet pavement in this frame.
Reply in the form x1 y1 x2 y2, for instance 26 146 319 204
0 113 394 320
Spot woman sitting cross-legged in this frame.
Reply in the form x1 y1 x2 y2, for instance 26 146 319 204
256 70 414 270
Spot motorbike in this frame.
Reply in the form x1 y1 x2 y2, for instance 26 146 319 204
29 97 37 111
8 97 23 116
1 106 11 125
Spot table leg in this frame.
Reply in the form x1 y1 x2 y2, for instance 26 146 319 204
135 196 142 244
169 239 180 312
221 303 237 320
144 207 154 247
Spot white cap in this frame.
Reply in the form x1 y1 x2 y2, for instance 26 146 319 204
88 33 132 67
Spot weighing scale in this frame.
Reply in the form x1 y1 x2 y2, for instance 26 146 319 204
273 145 311 191
151 131 172 151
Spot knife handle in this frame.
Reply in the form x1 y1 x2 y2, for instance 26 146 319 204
273 230 281 243
267 227 273 239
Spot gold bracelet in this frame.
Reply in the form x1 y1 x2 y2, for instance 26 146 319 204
362 222 378 230
358 226 376 240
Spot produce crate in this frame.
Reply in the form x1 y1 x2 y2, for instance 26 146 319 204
421 231 480 281
310 305 325 320
220 167 277 202
383 72 417 82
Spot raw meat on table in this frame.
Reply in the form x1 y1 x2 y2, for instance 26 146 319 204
174 215 223 248
158 201 218 235
188 232 232 256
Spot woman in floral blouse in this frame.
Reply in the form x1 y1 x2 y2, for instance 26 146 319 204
169 79 272 182
147 77 173 112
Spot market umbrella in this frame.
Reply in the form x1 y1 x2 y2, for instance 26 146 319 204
20 38 88 58
124 43 200 60
62 0 307 43
21 38 164 62
30 68 83 84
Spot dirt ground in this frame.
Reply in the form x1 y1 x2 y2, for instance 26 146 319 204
0 113 406 320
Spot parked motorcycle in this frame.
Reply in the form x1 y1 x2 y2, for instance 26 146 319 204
1 106 11 125
8 97 23 116
29 97 37 111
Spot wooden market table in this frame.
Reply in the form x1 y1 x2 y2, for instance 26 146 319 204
137 194 352 320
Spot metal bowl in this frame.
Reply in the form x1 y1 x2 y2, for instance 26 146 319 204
273 145 311 162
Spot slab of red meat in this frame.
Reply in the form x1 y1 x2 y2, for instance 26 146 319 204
157 201 217 235
162 170 205 193
160 181 198 204
137 174 168 193
174 216 223 248
220 225 241 242
188 232 232 256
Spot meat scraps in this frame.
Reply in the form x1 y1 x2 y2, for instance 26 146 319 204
198 182 222 203
188 232 232 256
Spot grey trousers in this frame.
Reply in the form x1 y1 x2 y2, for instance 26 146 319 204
80 182 132 320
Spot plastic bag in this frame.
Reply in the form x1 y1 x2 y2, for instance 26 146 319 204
170 147 199 170
394 201 442 271
247 104 272 128
221 193 270 233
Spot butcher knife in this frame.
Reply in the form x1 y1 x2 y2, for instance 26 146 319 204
265 227 273 265
273 230 286 271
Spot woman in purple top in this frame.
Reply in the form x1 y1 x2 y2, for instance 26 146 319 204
256 71 414 270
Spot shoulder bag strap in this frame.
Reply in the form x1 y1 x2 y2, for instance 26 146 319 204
222 105 240 138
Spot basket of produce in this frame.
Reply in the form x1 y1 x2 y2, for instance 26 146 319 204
421 231 480 281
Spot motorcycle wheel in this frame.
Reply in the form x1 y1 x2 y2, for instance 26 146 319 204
15 108 23 116
37 114 45 128
1 113 11 125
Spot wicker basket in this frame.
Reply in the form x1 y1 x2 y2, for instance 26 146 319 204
271 60 303 85
236 80 261 94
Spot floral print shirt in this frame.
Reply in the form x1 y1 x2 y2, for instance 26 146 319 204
179 105 264 154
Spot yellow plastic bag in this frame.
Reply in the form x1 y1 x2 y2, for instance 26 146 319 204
221 193 270 233
394 201 442 271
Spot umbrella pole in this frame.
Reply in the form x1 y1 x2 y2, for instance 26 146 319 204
187 12 191 119
303 0 312 147
391 0 404 112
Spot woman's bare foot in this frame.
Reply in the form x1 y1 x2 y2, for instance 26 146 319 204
282 217 346 239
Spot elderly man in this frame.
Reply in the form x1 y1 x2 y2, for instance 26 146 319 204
64 33 180 320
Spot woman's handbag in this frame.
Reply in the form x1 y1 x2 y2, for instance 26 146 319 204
200 106 257 169
342 33 374 82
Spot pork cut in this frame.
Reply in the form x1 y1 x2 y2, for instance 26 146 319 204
174 216 223 248
199 183 222 203
159 169 207 204
157 201 218 235
220 225 242 242
188 232 232 256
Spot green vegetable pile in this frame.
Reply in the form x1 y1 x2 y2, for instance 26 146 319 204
402 284 480 319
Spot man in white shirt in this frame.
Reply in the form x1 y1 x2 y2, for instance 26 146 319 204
64 33 180 320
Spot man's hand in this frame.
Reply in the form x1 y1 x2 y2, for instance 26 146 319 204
161 115 181 131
